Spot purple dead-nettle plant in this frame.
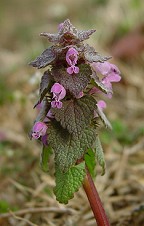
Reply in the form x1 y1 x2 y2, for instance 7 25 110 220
29 19 121 226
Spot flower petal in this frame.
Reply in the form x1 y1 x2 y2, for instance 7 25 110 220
97 100 107 110
32 122 48 139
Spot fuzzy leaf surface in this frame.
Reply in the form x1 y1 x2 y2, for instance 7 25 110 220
78 29 96 41
41 20 96 44
29 46 56 69
48 121 96 171
35 100 50 122
40 32 59 43
41 19 78 44
84 44 111 63
54 162 86 204
95 135 106 175
39 71 52 102
40 145 52 172
51 95 96 134
52 64 92 97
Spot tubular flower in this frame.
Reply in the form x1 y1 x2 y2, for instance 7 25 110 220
32 121 48 139
91 62 121 98
51 83 66 109
66 47 79 74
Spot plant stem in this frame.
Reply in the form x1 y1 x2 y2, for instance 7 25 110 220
83 168 110 226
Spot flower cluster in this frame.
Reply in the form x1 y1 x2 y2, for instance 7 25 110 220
30 19 121 151
90 61 121 107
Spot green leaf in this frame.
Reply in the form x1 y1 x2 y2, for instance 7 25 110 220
84 149 96 177
95 135 106 175
48 121 96 171
51 64 92 97
40 145 52 172
54 162 86 204
51 95 96 134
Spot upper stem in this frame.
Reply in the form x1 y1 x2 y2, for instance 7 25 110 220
83 168 110 226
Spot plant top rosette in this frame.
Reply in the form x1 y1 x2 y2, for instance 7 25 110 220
29 19 121 215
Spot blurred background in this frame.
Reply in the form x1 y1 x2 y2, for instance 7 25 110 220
0 0 144 225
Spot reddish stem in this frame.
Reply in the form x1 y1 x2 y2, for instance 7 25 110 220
83 168 110 226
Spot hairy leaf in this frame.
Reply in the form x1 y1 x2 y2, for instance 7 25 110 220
40 32 59 43
59 19 78 37
52 64 92 97
29 46 56 69
35 100 50 122
51 95 96 134
84 44 111 63
40 19 78 44
78 29 96 41
84 149 96 177
39 71 52 102
48 121 96 171
94 135 106 175
54 162 86 204
96 106 112 130
41 20 96 45
40 145 52 172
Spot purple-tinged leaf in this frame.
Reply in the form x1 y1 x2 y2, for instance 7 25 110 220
40 32 59 43
29 46 56 69
39 71 52 102
52 64 92 97
35 100 50 123
59 19 78 37
78 29 96 41
51 95 96 135
84 44 111 63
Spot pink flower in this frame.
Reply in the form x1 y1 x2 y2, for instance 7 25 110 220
91 62 121 98
32 122 48 139
92 62 120 77
51 83 66 108
67 65 79 74
66 47 79 74
94 100 107 118
97 100 107 111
